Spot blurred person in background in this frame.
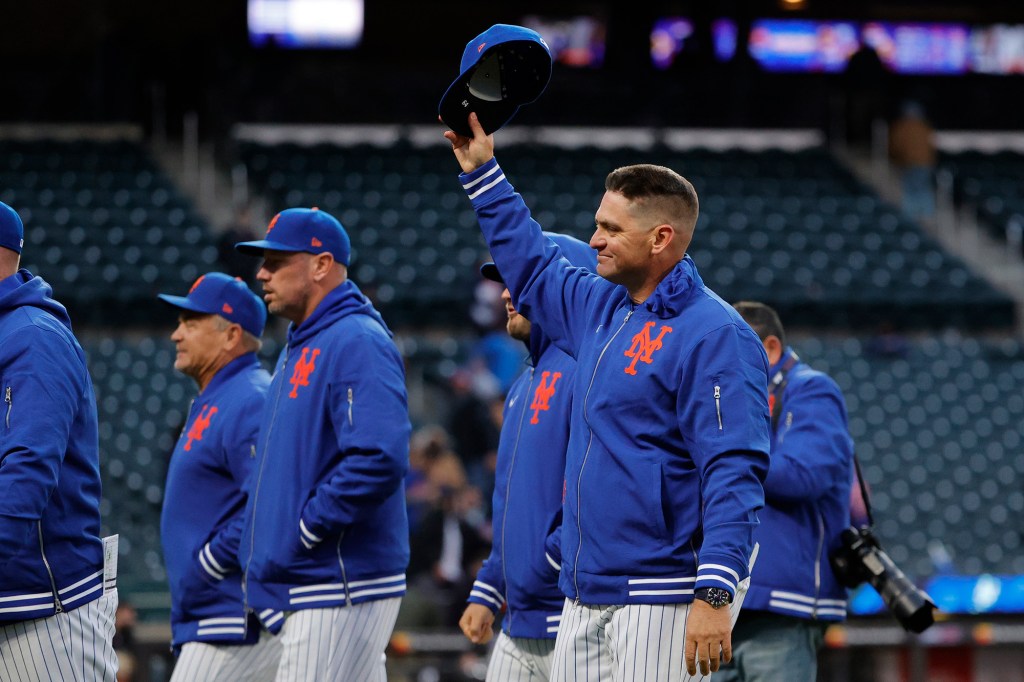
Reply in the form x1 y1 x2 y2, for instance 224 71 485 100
236 207 411 681
459 233 597 681
888 99 937 221
723 302 855 682
157 272 281 680
0 200 119 680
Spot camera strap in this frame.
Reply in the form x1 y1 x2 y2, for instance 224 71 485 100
768 350 800 431
769 350 874 529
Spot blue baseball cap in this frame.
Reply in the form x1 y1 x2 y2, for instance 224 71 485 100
439 24 552 137
235 207 351 266
158 272 267 337
0 201 25 254
481 232 596 284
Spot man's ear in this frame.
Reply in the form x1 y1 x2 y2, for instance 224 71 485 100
651 224 674 255
763 335 784 365
311 252 336 282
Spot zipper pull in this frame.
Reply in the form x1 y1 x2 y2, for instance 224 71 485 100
624 309 634 323
5 386 11 429
347 387 354 426
714 385 723 430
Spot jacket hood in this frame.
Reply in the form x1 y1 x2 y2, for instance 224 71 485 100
287 279 391 347
644 255 702 318
0 269 73 331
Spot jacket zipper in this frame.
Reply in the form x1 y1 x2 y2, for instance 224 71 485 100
714 384 723 430
336 532 352 606
347 387 354 426
39 523 64 613
243 347 290 607
501 367 535 626
573 307 634 602
813 512 825 619
4 386 11 429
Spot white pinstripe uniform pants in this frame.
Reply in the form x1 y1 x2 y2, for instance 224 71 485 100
170 629 282 682
273 597 401 682
0 590 118 682
549 587 748 682
486 631 556 682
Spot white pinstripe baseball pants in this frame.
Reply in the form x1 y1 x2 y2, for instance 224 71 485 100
170 629 282 682
273 597 401 682
0 590 118 682
486 631 555 682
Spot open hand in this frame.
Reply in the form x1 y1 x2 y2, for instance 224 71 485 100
684 600 733 676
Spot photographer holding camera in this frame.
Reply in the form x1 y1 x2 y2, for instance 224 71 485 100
723 302 855 682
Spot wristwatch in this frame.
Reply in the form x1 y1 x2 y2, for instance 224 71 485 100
694 587 732 609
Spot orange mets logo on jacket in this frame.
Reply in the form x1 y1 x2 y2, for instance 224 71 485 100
289 347 321 398
529 371 562 424
624 321 673 375
184 404 218 451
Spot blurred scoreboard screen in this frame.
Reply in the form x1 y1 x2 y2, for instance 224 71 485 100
654 17 1024 76
521 15 606 68
249 0 364 49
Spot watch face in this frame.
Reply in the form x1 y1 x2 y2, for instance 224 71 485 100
699 587 731 608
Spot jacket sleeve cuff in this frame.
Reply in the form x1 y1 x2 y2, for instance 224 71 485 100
694 556 746 598
467 579 504 613
299 517 324 550
198 543 229 581
459 158 514 208
545 552 561 572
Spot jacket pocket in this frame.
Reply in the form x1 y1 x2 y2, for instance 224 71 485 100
650 462 669 539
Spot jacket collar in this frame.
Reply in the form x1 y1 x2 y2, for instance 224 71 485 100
641 255 702 319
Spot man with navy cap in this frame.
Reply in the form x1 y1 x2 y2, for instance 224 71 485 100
0 200 119 680
158 273 283 681
236 208 411 681
459 233 596 682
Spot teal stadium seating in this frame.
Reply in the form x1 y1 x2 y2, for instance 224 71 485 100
240 141 1014 329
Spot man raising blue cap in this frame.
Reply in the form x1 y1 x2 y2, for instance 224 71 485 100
157 273 283 680
0 201 119 679
235 207 412 680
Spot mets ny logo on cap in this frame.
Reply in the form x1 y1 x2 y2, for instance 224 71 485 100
624 321 673 375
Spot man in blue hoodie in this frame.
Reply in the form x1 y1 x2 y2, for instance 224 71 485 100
236 208 411 681
460 233 596 681
0 201 118 680
721 302 854 682
158 273 283 681
445 115 771 681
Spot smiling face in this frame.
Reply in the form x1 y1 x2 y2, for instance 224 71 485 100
502 287 532 341
589 190 659 290
256 250 316 323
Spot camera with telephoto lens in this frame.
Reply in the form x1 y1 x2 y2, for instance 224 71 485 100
830 526 937 634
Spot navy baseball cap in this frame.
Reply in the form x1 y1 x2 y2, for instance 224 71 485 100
481 232 596 284
0 201 24 254
235 207 351 266
439 24 552 137
158 272 267 337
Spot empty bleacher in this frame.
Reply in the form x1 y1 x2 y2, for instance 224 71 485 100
0 137 220 325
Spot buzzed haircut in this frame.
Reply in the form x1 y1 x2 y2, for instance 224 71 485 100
733 301 786 348
605 164 699 226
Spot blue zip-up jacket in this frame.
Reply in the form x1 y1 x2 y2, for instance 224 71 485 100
0 270 105 621
468 324 575 639
241 280 411 616
459 160 771 604
161 353 278 648
744 349 853 621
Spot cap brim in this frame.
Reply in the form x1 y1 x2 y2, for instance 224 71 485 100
157 294 217 316
479 262 503 284
439 78 519 137
235 239 308 256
